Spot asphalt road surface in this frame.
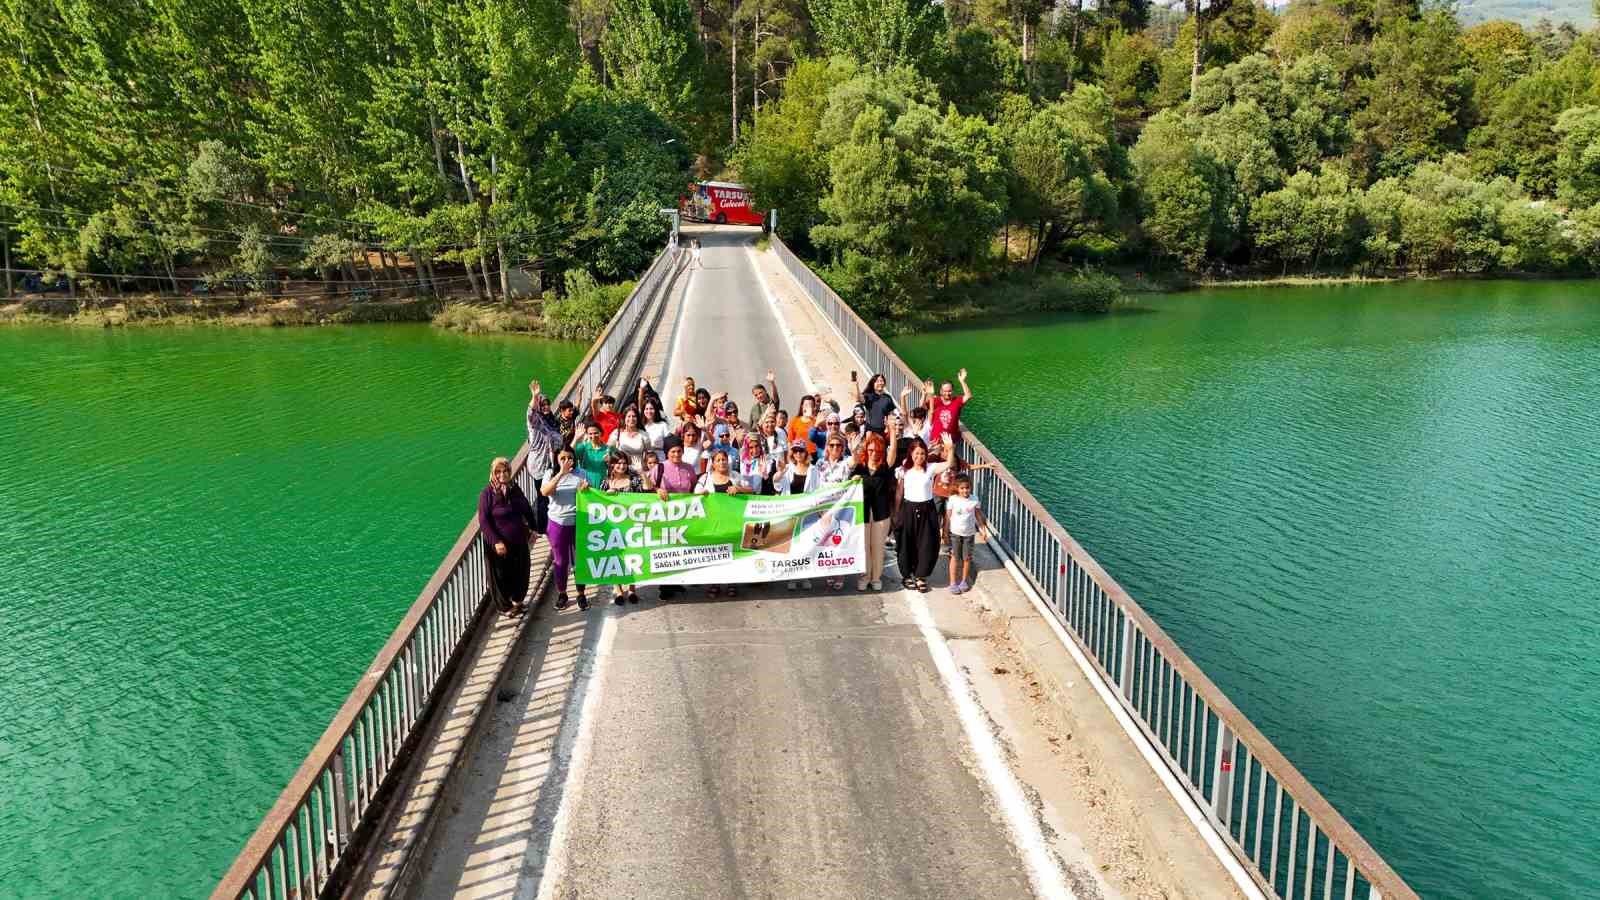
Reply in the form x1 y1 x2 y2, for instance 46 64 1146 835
542 229 1043 899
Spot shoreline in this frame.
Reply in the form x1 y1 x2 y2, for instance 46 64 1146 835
0 295 574 338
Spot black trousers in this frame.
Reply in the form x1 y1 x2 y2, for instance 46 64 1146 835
530 475 550 534
487 539 532 612
895 499 940 580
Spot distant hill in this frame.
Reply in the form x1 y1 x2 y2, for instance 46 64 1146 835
1455 0 1595 28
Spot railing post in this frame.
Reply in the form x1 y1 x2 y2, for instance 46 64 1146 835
1118 617 1135 699
1212 725 1235 828
331 746 352 851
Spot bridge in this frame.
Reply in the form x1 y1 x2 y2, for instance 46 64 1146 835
213 227 1418 900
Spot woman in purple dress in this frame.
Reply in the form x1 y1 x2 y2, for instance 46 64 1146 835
478 456 540 618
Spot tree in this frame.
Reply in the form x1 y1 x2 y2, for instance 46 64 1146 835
935 27 1025 121
602 0 700 126
1249 168 1357 272
1130 110 1230 269
1097 29 1161 141
1554 105 1600 207
1006 86 1121 267
811 67 1006 315
808 0 945 71
733 56 856 249
1351 10 1471 180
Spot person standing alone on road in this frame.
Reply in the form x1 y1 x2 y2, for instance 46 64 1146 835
691 238 703 270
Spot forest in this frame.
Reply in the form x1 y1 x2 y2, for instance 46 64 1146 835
5 0 1600 328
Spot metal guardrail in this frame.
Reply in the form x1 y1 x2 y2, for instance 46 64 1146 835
769 235 1418 900
213 245 684 900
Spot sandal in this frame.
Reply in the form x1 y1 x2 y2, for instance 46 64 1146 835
708 585 722 597
627 589 640 604
726 585 738 597
916 579 931 593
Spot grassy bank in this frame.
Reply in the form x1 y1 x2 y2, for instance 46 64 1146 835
1 295 441 328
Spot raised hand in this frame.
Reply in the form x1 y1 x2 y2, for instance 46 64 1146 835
957 368 968 382
766 369 776 382
529 379 541 396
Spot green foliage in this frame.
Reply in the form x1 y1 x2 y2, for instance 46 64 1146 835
1554 104 1600 205
1131 111 1231 269
934 28 1026 121
1352 10 1473 179
1249 169 1359 272
1006 85 1123 262
733 57 856 249
1098 30 1162 141
601 0 698 125
810 66 1006 317
808 0 945 71
542 269 636 339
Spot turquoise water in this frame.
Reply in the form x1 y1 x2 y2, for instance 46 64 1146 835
891 280 1600 898
0 325 583 896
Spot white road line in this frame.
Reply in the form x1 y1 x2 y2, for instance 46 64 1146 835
905 591 1076 900
745 242 818 393
521 610 618 900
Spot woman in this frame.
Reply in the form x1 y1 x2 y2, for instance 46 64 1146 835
738 431 775 494
787 395 819 456
478 457 540 618
541 447 589 610
695 449 744 597
852 372 897 435
815 434 855 589
607 404 650 474
893 434 950 593
641 398 673 462
776 440 823 591
673 376 699 424
852 433 897 591
600 451 652 605
654 437 699 600
679 421 708 473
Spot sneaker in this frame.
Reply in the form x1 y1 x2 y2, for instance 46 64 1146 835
577 592 589 611
554 592 570 610
787 581 798 591
613 590 625 606
628 589 640 604
869 580 882 591
857 578 868 591
953 580 968 594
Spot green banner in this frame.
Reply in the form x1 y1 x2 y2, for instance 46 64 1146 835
576 479 866 585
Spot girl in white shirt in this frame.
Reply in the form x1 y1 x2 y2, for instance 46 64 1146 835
607 405 650 474
642 398 673 462
893 438 950 592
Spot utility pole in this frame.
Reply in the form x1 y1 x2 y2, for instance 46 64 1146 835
730 3 740 145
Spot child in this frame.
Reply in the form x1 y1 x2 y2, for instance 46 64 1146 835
943 474 986 594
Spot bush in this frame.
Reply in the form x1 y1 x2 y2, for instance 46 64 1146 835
946 268 1124 315
431 302 539 334
542 270 635 340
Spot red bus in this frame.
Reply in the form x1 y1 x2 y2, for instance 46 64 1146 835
680 180 767 227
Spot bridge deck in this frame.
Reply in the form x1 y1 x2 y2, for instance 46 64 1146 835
376 227 1242 900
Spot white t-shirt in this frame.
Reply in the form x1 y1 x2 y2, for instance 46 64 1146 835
644 421 673 458
946 494 981 537
545 473 588 526
682 445 704 471
609 428 649 473
896 462 947 503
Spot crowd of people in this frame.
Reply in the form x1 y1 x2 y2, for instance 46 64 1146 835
477 367 989 617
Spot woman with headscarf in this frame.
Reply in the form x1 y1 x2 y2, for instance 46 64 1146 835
478 456 540 618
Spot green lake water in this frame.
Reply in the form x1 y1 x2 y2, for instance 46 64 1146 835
2 282 1597 898
0 325 583 896
891 280 1600 899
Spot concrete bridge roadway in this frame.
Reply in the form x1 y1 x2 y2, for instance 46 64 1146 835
371 227 1242 900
